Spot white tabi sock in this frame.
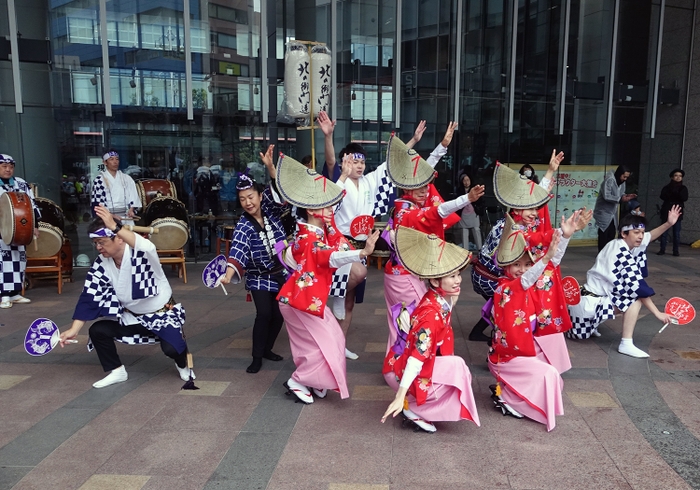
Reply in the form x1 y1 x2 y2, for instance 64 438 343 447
618 338 649 358
93 365 128 388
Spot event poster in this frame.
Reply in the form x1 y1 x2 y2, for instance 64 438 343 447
508 164 606 246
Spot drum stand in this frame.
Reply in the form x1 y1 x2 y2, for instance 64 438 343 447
157 249 187 283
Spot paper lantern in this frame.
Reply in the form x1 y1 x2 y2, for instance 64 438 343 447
283 41 310 117
310 45 332 115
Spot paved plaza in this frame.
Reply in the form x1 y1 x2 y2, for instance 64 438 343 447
1 244 700 490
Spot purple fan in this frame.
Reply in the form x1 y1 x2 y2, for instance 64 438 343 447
24 318 60 356
202 254 229 295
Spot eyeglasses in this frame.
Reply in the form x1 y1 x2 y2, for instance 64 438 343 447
92 238 115 249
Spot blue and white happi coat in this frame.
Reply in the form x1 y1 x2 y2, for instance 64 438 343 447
73 234 187 353
0 177 39 292
228 187 289 292
91 170 142 219
567 233 654 339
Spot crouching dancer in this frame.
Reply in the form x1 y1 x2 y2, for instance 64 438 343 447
59 205 195 388
381 226 481 433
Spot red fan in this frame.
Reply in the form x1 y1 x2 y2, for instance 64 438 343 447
659 297 695 333
350 215 375 241
561 276 581 305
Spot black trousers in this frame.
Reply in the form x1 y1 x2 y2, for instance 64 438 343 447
598 222 617 251
89 319 187 372
250 290 284 358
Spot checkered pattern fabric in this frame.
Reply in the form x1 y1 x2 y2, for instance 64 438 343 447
0 249 25 293
329 269 349 298
91 174 107 209
77 256 123 319
372 172 394 218
567 301 615 340
0 178 36 293
610 249 641 312
131 250 158 300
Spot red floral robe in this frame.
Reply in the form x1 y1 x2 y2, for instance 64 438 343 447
515 207 572 334
383 290 461 408
277 222 349 317
489 276 538 364
385 184 461 275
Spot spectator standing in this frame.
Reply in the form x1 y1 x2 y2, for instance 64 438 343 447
593 165 636 251
657 168 688 256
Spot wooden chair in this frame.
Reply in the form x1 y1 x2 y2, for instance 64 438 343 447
215 237 232 256
157 249 187 283
24 253 63 294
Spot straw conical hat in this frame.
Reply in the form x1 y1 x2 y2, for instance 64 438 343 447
276 153 344 208
395 226 471 279
496 213 533 267
387 135 436 189
493 162 551 209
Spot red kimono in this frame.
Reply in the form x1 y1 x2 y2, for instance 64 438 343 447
277 222 350 317
489 276 538 364
383 290 458 407
385 184 460 275
516 207 572 334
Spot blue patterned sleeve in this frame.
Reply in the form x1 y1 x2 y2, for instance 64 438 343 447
228 219 252 271
261 186 288 220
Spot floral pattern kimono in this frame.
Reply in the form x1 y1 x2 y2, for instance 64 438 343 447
489 276 538 364
277 221 347 317
385 183 460 276
383 290 455 406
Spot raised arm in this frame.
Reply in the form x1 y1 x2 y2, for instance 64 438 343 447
95 204 137 250
318 111 337 174
406 120 427 149
649 204 681 242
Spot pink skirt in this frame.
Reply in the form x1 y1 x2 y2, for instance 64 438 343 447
384 356 480 426
534 333 572 374
280 303 349 398
384 273 427 353
488 356 564 432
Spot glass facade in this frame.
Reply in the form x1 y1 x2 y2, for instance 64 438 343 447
0 0 694 261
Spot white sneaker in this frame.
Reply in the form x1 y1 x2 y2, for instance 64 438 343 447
345 348 359 360
284 377 313 404
618 340 649 358
93 366 128 388
331 296 346 320
402 408 436 433
176 363 196 381
312 388 327 399
10 294 30 304
0 297 11 309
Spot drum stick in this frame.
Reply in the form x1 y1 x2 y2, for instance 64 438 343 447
124 225 160 234
33 238 38 251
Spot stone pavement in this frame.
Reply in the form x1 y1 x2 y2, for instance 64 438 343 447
1 244 700 490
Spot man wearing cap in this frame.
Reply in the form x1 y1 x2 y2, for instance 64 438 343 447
0 154 40 308
59 204 194 388
91 150 142 225
593 164 636 251
657 168 688 256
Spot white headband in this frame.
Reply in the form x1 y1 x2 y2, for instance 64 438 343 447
621 223 645 233
89 227 116 239
103 151 119 161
